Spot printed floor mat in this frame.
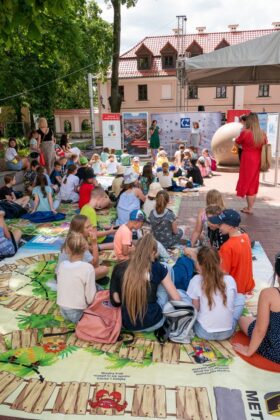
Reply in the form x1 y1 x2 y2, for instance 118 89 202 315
0 241 278 420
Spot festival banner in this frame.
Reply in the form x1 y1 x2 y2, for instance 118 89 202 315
122 112 148 155
102 113 122 150
266 113 279 158
151 112 222 156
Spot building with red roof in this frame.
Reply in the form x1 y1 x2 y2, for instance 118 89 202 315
98 23 280 121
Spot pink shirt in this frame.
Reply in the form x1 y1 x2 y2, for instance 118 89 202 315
114 224 132 261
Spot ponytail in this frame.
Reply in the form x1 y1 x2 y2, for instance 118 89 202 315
155 190 169 214
35 173 48 198
63 164 77 185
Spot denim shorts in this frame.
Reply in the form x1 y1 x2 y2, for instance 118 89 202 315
7 160 23 171
60 307 83 324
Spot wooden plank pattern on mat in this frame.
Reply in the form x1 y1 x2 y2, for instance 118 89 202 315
90 382 127 416
132 384 166 418
12 378 56 413
176 386 212 420
0 335 7 353
11 329 38 349
0 375 23 404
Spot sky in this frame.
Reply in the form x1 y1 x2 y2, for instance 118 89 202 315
95 0 279 54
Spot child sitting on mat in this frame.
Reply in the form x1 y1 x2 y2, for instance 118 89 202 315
57 232 97 323
57 214 110 284
58 164 80 203
32 173 60 213
233 253 280 364
0 210 22 259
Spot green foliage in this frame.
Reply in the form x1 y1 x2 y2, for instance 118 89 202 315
0 346 56 377
16 313 62 330
105 352 153 370
57 345 79 359
0 1 113 120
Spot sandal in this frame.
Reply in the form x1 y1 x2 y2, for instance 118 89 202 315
241 208 253 214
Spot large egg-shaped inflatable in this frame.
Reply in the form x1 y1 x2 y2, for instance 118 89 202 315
211 122 243 166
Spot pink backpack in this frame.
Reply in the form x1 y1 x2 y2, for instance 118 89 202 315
76 290 122 344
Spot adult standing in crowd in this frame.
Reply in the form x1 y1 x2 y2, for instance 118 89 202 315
149 120 161 162
234 113 267 214
37 117 56 174
190 121 201 149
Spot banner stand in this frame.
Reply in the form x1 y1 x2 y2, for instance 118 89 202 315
261 113 280 187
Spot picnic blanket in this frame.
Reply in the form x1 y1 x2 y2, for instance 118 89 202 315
0 241 278 420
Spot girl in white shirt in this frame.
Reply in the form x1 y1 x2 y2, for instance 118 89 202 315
185 246 245 340
57 232 96 323
59 164 80 203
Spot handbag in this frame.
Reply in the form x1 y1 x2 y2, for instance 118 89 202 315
260 143 272 172
39 152 46 166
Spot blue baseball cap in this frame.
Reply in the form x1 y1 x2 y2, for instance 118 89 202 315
129 209 146 222
208 209 241 227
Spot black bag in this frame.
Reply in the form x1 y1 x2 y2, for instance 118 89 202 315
0 200 27 219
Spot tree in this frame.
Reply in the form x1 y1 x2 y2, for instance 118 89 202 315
108 0 137 113
0 1 113 130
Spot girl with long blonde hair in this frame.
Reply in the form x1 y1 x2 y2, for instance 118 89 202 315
235 112 267 214
190 189 225 247
57 232 96 323
110 233 181 331
185 246 245 340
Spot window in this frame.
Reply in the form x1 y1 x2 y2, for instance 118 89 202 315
138 56 150 70
161 84 172 99
216 86 227 98
258 84 269 97
187 86 198 99
138 84 148 101
119 85 124 101
162 55 175 69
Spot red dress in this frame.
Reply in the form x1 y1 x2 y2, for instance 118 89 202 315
235 129 266 197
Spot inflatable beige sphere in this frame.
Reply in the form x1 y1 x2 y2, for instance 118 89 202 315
211 122 243 166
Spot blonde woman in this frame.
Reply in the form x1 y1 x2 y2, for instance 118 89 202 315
37 117 56 174
110 233 181 331
234 113 267 214
190 189 225 247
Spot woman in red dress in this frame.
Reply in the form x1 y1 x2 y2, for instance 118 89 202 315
235 113 267 214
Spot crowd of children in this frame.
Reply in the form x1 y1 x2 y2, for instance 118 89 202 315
0 133 279 365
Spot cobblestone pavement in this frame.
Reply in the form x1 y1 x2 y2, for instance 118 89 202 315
178 171 280 264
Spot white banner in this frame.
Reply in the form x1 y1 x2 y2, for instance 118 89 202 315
151 112 222 156
102 113 122 150
266 113 279 158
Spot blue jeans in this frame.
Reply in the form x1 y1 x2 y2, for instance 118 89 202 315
60 307 83 324
178 291 245 340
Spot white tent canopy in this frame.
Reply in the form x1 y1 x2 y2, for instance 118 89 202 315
184 31 280 86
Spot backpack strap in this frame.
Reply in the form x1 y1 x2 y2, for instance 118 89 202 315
43 329 75 338
118 331 135 346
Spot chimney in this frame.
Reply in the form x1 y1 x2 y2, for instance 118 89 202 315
228 24 239 32
272 22 280 29
196 26 206 34
172 28 183 35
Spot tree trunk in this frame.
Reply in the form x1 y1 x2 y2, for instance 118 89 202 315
109 0 122 112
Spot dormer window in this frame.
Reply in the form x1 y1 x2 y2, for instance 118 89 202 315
138 56 151 70
186 40 203 57
160 42 177 69
215 39 230 50
135 43 153 71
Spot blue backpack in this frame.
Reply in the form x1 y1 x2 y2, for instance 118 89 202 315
173 255 194 290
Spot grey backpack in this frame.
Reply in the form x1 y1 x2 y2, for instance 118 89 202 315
155 300 197 344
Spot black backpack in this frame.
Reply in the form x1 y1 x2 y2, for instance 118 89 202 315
0 200 27 219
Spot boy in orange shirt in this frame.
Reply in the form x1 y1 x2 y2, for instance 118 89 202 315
208 209 255 294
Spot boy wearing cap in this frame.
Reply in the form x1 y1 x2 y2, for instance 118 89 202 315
208 209 255 294
114 210 146 261
77 156 89 182
132 156 141 175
